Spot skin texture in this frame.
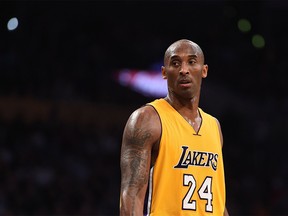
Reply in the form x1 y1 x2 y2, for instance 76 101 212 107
120 39 229 216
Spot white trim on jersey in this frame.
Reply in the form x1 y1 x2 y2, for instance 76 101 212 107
146 166 154 215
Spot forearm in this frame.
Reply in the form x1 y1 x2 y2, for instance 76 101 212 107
120 192 144 216
120 153 149 215
120 145 150 215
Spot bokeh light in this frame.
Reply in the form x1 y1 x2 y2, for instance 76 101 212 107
7 17 19 31
252 34 265 48
238 18 251 33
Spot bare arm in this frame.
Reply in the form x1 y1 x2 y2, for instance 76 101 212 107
224 206 229 216
215 118 230 216
120 106 161 215
215 117 223 147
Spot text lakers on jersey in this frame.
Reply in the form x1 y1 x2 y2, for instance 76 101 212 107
174 146 218 171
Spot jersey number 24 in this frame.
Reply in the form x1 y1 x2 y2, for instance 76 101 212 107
183 174 213 212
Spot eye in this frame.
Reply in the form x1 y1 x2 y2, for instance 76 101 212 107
171 60 180 67
189 59 197 65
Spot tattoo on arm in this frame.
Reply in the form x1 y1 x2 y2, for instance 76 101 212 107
121 128 152 193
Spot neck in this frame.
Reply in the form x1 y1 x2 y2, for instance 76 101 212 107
165 94 199 113
165 94 202 132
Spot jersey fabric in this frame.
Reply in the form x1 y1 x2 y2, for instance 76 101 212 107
145 98 226 216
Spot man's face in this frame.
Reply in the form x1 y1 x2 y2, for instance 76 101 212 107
162 42 208 99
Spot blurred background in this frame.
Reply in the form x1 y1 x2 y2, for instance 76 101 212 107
1 0 288 215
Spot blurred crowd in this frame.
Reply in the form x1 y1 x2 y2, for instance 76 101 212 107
0 113 121 215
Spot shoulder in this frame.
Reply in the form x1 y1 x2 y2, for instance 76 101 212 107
123 104 161 143
128 104 160 125
199 108 215 119
200 108 220 126
200 108 224 147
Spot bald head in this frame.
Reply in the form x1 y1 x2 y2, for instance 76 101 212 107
164 39 205 66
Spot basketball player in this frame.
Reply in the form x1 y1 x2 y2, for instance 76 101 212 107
120 39 229 216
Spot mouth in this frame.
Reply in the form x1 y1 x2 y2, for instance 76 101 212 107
178 79 192 87
179 80 190 84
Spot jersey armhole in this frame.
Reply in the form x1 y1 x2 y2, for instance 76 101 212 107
145 104 162 167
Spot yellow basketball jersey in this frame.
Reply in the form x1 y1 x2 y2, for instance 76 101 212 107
146 99 226 216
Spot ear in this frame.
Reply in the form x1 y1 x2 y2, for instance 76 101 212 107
161 66 167 79
202 64 208 78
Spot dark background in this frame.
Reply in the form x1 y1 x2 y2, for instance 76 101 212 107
1 0 288 215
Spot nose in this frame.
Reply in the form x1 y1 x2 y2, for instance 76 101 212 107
179 62 189 75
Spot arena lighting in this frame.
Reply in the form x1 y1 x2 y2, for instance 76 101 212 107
237 18 251 33
252 34 265 48
7 17 19 31
114 69 167 97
